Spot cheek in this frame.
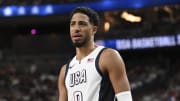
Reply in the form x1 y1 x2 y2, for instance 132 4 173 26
83 27 91 33
70 27 73 32
87 29 94 36
70 28 73 35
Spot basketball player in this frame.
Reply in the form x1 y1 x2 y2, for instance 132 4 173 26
58 7 133 101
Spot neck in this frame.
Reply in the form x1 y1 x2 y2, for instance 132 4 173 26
76 42 97 60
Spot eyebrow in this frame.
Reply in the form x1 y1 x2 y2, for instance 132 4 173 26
70 20 89 24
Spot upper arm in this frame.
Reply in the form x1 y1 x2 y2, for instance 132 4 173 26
100 48 130 94
58 65 68 101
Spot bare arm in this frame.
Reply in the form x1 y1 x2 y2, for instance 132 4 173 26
100 48 130 94
58 65 68 101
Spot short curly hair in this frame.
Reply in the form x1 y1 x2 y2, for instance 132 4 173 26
70 6 100 27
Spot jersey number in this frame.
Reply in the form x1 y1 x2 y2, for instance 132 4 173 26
73 91 83 101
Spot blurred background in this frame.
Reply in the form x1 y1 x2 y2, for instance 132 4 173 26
0 0 180 101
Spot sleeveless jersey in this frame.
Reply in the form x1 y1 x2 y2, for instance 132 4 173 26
65 46 115 101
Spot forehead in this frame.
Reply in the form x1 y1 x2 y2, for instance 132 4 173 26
71 13 90 22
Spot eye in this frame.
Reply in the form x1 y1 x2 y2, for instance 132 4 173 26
79 21 87 26
70 21 75 26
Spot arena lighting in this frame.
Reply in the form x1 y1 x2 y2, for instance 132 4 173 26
3 6 13 16
121 11 142 22
104 22 110 32
31 6 39 15
45 5 53 14
18 6 26 15
31 29 37 35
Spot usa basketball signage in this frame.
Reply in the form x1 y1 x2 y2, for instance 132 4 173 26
96 34 180 50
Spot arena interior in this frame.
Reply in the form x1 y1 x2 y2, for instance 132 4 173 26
0 0 180 101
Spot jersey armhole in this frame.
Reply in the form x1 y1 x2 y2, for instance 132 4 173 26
64 58 72 80
95 48 107 77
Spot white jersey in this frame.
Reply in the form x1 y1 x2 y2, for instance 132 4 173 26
65 46 115 101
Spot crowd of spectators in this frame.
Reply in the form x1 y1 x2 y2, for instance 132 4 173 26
0 50 179 101
126 55 180 101
0 60 59 101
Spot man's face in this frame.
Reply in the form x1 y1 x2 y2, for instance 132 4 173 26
70 13 96 47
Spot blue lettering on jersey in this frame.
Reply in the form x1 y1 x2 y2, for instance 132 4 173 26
69 69 87 87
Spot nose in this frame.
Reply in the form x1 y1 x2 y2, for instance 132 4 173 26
73 24 80 32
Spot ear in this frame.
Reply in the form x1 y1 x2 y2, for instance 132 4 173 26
92 26 98 35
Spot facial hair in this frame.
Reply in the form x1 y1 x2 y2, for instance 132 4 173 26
72 34 90 48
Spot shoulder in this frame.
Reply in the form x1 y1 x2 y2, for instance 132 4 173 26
60 64 67 72
99 48 125 72
101 48 120 57
100 48 122 62
58 64 67 78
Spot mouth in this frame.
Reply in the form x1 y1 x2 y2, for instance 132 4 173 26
72 34 82 41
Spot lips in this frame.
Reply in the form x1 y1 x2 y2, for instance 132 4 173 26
72 34 82 40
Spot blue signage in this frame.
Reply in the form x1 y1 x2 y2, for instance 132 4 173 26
0 0 179 17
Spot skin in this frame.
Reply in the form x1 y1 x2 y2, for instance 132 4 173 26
58 12 130 101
